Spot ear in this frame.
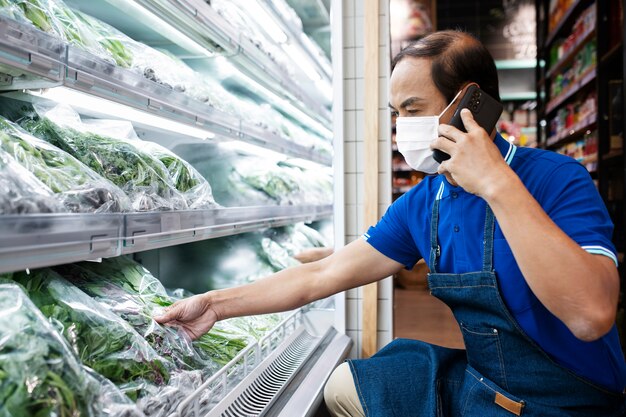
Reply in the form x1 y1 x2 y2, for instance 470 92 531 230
439 82 480 125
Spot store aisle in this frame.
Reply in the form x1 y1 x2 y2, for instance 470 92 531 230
394 287 465 349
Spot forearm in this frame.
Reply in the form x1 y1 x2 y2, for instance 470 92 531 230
206 261 327 320
483 171 619 340
204 239 404 322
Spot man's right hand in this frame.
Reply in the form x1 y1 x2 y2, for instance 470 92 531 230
154 293 218 340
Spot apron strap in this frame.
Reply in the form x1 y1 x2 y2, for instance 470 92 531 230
482 205 496 272
428 190 496 274
428 197 441 273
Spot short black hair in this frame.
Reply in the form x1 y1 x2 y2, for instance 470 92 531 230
391 30 501 102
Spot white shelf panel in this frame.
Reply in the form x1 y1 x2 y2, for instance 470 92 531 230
0 205 333 274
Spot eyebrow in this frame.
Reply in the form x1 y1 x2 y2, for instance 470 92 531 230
388 97 424 111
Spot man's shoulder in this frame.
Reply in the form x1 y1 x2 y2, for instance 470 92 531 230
513 146 583 175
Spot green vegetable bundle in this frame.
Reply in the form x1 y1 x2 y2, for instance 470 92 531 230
57 257 255 366
74 10 133 68
0 147 65 214
0 117 131 213
20 115 188 211
12 269 173 400
54 261 216 373
5 0 116 63
137 140 217 209
0 282 140 417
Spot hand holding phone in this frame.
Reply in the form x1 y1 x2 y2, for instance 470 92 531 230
433 84 503 163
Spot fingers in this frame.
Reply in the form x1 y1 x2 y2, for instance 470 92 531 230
154 303 180 324
460 108 481 132
430 135 456 156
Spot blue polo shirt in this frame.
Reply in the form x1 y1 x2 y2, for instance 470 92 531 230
364 134 626 392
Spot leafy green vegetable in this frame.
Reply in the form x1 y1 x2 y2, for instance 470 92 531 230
0 117 130 213
20 115 187 211
54 261 215 373
135 140 216 209
0 147 65 214
12 269 172 400
0 282 125 417
74 11 133 68
57 257 256 367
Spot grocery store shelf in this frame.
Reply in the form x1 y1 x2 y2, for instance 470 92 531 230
546 27 595 79
122 205 334 254
546 66 596 114
67 0 332 127
495 59 537 70
0 15 65 89
171 308 350 417
0 213 123 275
0 205 333 274
545 0 585 46
546 112 597 148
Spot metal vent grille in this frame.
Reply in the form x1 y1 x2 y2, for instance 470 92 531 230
218 330 319 417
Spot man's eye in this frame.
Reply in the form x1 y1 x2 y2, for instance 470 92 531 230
390 110 399 117
406 109 420 115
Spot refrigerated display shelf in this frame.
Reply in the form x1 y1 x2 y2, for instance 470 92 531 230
546 0 585 46
122 205 334 254
0 16 332 166
171 308 350 417
0 205 333 274
258 0 332 82
0 15 65 89
66 0 332 127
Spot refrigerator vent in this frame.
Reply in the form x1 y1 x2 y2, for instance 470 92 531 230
218 330 319 417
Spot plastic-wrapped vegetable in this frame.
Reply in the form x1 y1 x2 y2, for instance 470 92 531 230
56 257 253 367
0 281 143 417
259 237 300 271
54 261 217 373
12 269 173 400
5 0 114 63
0 147 66 214
70 113 217 210
20 105 188 211
0 117 131 213
137 140 217 209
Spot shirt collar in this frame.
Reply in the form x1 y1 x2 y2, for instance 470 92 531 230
436 132 516 200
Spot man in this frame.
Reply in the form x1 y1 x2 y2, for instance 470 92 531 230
156 31 626 416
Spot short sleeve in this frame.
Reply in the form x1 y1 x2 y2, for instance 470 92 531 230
363 192 421 269
540 161 618 265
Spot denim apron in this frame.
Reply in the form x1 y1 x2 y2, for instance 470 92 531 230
348 199 626 417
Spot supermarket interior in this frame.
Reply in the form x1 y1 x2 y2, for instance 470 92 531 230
0 0 625 416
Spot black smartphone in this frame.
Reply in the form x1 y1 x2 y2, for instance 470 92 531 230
433 84 504 163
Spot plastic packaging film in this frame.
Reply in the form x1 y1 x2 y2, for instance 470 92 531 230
0 116 131 213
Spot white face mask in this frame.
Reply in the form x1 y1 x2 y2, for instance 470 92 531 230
395 89 462 174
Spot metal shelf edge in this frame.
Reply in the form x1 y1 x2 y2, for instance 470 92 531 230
0 206 332 273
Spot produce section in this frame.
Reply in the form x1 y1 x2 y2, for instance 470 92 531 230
0 0 348 415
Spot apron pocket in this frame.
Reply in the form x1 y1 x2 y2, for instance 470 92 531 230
460 365 526 416
459 322 508 390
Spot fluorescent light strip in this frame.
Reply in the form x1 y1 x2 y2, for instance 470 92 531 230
107 0 214 58
33 87 216 140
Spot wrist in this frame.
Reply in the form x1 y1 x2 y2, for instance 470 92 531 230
201 290 223 321
480 167 520 203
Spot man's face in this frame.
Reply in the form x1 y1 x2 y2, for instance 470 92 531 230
389 57 447 118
